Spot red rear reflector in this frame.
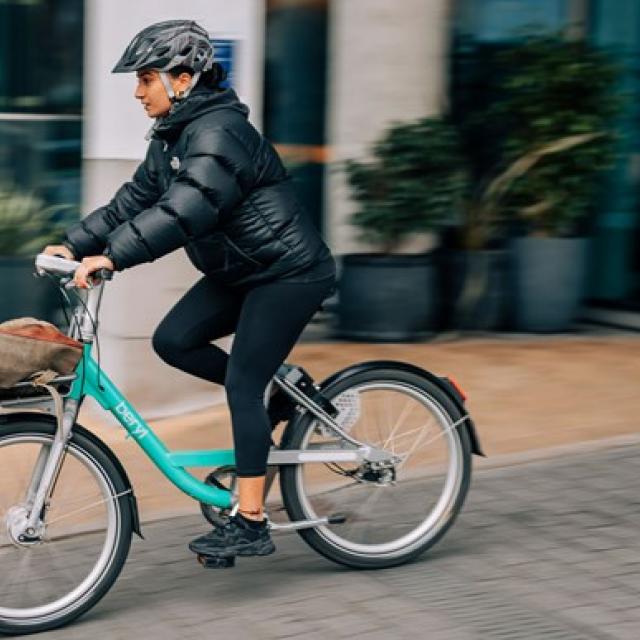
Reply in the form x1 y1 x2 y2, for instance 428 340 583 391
446 376 467 402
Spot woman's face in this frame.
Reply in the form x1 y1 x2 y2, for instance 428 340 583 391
134 69 192 118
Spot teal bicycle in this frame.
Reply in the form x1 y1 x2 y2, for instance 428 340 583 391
0 254 482 635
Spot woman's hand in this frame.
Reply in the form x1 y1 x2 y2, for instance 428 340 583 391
43 244 75 261
73 255 115 289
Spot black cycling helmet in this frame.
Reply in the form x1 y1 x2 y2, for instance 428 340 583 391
112 20 214 75
113 19 215 114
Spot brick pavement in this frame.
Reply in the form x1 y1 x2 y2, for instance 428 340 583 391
34 440 640 640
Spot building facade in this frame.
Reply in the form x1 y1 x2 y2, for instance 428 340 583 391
1 0 639 416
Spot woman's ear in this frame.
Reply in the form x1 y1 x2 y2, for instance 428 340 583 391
179 72 193 91
173 72 193 99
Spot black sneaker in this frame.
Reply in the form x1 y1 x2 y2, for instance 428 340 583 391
189 514 275 558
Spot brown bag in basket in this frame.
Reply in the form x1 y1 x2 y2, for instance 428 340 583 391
0 318 83 388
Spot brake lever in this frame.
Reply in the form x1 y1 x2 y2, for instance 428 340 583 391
64 268 114 290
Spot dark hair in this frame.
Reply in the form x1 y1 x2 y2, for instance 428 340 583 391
168 62 227 92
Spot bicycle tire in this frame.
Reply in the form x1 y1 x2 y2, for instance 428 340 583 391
0 419 133 635
279 366 472 569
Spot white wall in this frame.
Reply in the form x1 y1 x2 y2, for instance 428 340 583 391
84 0 265 160
82 0 265 419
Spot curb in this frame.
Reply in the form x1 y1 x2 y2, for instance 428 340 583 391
474 432 640 473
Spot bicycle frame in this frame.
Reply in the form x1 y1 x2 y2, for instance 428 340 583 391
17 255 394 531
66 347 392 511
70 345 237 509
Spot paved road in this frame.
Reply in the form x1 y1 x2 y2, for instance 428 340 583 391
35 443 640 640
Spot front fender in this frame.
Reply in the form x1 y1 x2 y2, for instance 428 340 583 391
318 360 485 457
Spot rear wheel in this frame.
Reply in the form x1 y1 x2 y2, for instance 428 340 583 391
280 367 472 569
0 419 133 635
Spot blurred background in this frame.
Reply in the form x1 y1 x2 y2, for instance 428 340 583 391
0 0 639 416
3 5 640 637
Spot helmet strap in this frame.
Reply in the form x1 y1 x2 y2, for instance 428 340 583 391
144 70 204 140
160 70 201 104
159 72 176 102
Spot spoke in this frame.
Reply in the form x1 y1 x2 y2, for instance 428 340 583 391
0 549 17 594
9 549 34 605
396 420 439 470
381 422 436 454
365 393 380 448
341 495 383 538
381 398 419 452
6 475 28 514
351 482 387 516
45 489 130 528
49 488 109 515
397 414 468 470
306 473 365 499
0 445 36 514
373 398 385 450
39 541 83 589
375 392 391 452
0 529 12 554
29 554 58 605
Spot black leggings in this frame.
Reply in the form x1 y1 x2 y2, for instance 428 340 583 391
151 274 336 477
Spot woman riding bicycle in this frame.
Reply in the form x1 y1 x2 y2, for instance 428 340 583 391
43 19 336 560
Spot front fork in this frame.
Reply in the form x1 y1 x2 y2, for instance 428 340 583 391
23 398 81 532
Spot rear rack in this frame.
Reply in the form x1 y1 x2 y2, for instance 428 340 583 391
0 374 76 410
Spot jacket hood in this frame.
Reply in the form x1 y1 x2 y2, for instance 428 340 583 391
149 84 250 141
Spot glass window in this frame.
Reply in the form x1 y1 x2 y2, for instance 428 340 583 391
0 0 83 115
457 0 566 43
0 0 83 244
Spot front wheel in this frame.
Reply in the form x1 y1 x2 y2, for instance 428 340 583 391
0 419 133 635
280 366 472 569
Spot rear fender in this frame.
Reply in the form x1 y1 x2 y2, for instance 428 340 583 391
317 360 485 457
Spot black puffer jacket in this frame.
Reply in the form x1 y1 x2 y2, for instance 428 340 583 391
64 85 334 286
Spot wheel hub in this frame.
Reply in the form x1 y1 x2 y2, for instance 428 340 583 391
354 462 396 486
5 505 44 547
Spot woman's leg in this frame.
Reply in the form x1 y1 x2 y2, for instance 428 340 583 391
225 276 336 520
151 276 243 383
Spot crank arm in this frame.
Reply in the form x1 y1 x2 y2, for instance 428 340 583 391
269 513 346 532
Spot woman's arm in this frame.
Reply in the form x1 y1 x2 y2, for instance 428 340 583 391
64 142 162 259
102 127 254 271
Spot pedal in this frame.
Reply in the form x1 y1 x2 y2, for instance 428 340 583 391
197 554 236 569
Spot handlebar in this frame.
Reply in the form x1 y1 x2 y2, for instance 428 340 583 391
34 253 114 287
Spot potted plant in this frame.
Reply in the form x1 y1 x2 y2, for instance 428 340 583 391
0 182 75 323
486 34 624 332
338 117 469 341
444 132 604 332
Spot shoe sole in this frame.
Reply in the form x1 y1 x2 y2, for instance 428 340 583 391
189 539 276 558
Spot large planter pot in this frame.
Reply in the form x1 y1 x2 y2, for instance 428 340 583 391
0 256 62 324
336 253 437 341
512 237 587 332
440 249 509 331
